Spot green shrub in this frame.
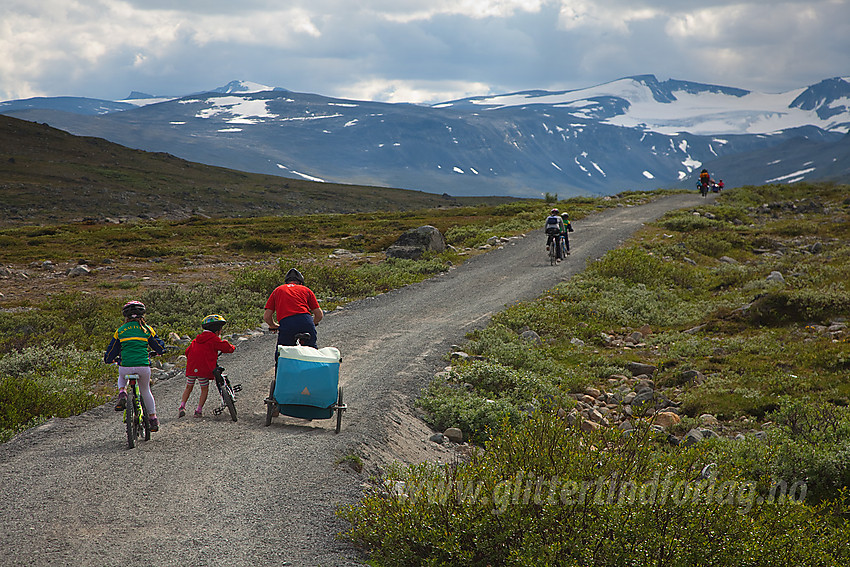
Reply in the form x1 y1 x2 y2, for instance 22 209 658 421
746 288 850 325
0 293 121 352
445 224 489 248
226 237 285 253
657 211 718 232
140 283 265 337
341 414 850 566
554 276 708 328
589 247 699 289
416 378 524 444
0 345 114 440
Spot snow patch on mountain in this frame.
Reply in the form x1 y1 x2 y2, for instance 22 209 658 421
450 76 850 136
191 96 279 123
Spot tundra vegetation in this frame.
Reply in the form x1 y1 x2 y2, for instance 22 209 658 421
341 182 850 566
0 191 652 440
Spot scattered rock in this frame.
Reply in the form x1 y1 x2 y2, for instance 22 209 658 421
626 361 656 377
67 265 91 277
766 271 785 283
520 330 542 345
699 414 719 426
654 411 681 428
584 387 601 398
443 427 463 443
679 369 705 385
682 428 704 446
385 225 447 260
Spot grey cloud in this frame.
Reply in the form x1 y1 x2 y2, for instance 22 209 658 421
2 0 849 103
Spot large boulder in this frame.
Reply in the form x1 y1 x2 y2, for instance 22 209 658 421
385 225 446 260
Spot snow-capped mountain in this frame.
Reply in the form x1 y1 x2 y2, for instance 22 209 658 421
446 75 850 136
2 76 848 197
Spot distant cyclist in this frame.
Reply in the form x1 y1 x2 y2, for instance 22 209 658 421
560 212 575 255
699 169 711 193
544 208 566 261
263 268 324 361
179 314 236 418
104 300 166 431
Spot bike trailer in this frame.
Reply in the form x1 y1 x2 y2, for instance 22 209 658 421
274 344 341 420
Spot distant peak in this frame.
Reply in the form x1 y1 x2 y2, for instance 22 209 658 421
126 91 155 99
213 80 286 94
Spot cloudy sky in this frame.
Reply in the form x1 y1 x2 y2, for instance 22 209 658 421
2 0 848 104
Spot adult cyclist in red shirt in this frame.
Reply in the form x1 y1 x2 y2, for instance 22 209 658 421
263 268 324 360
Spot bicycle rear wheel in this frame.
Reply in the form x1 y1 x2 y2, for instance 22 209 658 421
141 398 151 441
549 242 556 265
223 385 237 422
265 380 276 426
335 386 344 434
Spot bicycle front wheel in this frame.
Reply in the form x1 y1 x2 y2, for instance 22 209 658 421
223 386 237 422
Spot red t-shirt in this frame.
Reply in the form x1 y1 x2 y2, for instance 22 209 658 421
185 331 236 379
265 283 320 321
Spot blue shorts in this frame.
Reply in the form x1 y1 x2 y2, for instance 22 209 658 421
275 313 317 360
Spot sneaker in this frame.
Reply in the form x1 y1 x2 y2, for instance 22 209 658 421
546 245 550 251
148 417 159 432
194 409 203 418
178 406 186 418
114 391 128 411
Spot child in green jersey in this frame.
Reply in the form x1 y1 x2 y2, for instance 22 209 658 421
104 300 166 431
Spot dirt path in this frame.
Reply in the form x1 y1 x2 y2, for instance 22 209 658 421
0 192 714 566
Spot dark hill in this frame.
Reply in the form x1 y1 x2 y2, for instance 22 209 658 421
0 115 514 225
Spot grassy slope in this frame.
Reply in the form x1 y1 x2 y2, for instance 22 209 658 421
0 115 516 225
341 182 850 566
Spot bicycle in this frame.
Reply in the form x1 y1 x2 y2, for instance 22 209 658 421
123 374 150 449
548 234 566 265
212 365 241 422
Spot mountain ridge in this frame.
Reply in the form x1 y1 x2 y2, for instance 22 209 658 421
3 75 849 197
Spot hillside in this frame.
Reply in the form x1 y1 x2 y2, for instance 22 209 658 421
0 115 515 225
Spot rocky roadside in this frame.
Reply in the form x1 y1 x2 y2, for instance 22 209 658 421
421 320 847 453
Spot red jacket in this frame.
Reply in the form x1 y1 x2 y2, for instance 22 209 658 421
185 331 236 379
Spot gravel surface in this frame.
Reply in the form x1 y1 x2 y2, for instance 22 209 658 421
0 192 713 566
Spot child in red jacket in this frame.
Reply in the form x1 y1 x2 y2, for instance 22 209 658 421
179 314 236 418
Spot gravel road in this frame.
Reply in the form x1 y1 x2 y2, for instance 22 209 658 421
0 192 714 566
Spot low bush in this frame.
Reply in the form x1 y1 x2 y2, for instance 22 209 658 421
341 413 850 566
140 283 265 338
0 345 114 441
415 380 523 444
